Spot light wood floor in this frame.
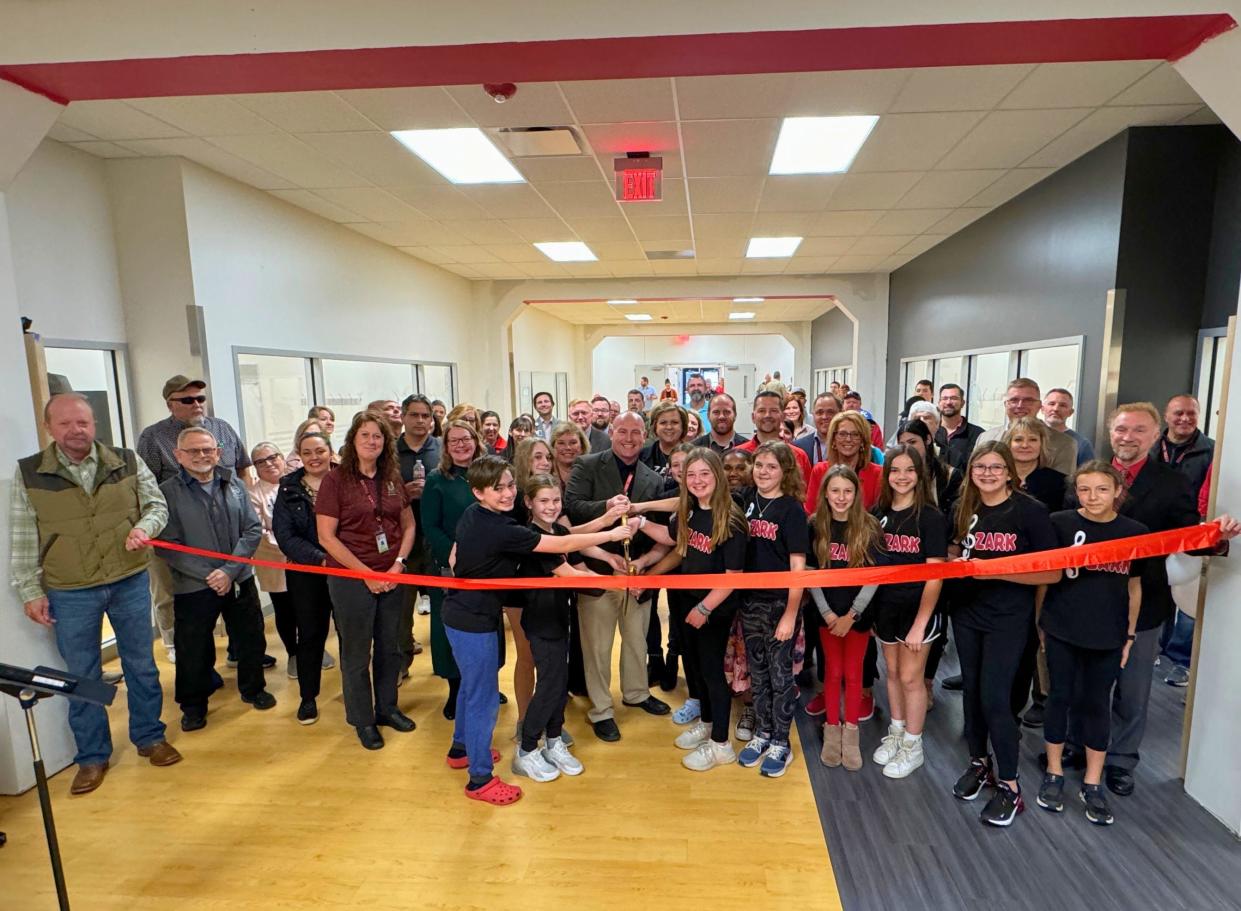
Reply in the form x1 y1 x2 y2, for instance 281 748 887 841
1 609 840 911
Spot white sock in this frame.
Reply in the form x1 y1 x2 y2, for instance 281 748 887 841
903 732 922 745
890 719 906 735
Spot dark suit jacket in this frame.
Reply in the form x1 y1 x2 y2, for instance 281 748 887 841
588 427 611 454
795 433 826 465
565 450 665 593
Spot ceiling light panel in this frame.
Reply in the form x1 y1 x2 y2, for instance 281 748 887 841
746 237 803 258
390 128 524 184
534 241 597 262
625 313 653 321
730 312 756 320
769 116 879 175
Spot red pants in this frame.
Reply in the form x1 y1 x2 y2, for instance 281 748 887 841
820 626 870 725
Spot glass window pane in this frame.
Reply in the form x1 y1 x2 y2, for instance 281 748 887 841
44 347 124 446
237 353 310 455
905 360 930 399
421 364 455 410
1021 344 1081 428
969 351 1010 430
1209 336 1228 439
934 356 965 396
321 358 417 429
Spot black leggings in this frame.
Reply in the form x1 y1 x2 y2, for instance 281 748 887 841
669 590 699 699
1010 612 1041 718
521 633 568 752
287 571 333 701
684 609 732 742
269 590 298 658
863 634 878 689
954 620 1030 781
1043 633 1122 752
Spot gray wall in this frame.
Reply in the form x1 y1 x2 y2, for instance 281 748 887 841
1202 133 1241 330
886 133 1128 438
810 306 854 369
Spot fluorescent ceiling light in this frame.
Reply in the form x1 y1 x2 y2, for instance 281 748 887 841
390 128 524 184
732 297 765 303
625 313 653 322
746 237 802 258
730 312 756 320
607 299 638 305
769 115 879 175
534 241 597 262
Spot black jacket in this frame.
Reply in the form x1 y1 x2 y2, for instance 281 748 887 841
1151 430 1214 501
272 468 327 567
936 420 985 472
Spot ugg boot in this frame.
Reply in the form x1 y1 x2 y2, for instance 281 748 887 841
842 723 863 771
820 723 842 767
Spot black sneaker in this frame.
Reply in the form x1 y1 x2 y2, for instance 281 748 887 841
1081 784 1115 825
296 699 318 726
1038 745 1086 772
941 674 964 692
261 654 277 669
241 690 277 710
376 710 416 732
1021 703 1045 729
980 781 1024 827
180 712 207 732
1036 773 1065 812
952 758 994 801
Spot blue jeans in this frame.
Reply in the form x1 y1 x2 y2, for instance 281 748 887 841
1161 610 1195 669
47 570 167 766
444 625 499 780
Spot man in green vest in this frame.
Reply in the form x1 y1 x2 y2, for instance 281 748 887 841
11 393 182 796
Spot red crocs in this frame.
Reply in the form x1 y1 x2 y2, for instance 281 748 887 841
445 748 501 770
465 776 523 806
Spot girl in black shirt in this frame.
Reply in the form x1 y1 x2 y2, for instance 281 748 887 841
648 448 749 772
808 465 883 773
871 446 947 780
951 442 1060 827
1037 461 1145 826
736 442 808 778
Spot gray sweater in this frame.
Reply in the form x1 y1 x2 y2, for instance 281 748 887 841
156 466 261 594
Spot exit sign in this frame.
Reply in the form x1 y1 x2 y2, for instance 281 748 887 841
614 156 663 202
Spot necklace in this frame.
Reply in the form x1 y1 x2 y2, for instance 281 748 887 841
753 491 779 519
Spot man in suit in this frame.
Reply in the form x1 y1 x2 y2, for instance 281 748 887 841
565 411 671 740
795 392 841 466
568 397 611 454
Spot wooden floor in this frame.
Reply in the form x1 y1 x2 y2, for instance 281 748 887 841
1 607 839 911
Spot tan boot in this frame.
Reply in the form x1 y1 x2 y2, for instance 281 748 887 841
820 723 842 767
842 723 862 771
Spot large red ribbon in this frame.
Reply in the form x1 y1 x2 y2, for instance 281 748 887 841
147 522 1219 591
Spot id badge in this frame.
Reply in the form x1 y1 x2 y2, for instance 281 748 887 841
375 531 390 554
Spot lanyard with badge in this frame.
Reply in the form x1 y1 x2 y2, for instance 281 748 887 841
361 474 390 554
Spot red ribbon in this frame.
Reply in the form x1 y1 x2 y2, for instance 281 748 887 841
147 522 1220 591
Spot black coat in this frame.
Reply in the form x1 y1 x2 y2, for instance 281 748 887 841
272 468 327 567
564 450 664 590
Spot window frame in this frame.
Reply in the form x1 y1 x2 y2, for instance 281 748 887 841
41 338 137 448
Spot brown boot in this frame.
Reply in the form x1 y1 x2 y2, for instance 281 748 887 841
820 723 842 767
69 763 108 795
137 741 183 767
842 723 863 771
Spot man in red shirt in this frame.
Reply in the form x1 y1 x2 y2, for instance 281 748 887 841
735 390 811 486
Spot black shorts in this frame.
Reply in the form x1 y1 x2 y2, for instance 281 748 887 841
874 602 943 646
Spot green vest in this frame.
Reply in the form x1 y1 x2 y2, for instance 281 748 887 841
19 443 150 591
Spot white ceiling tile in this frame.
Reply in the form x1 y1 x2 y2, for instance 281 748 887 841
825 172 922 210
851 111 985 172
208 133 368 188
439 219 523 244
561 78 676 123
876 254 916 272
1000 61 1160 109
830 254 887 272
808 210 884 236
437 263 484 279
795 236 857 256
503 218 578 242
583 122 683 175
517 155 607 182
315 187 422 222
561 261 614 278
928 208 990 234
741 259 786 274
471 262 531 279
520 261 572 278
966 169 1055 207
611 261 657 276
398 246 454 264
334 87 472 130
675 74 793 120
750 212 819 235
867 209 954 234
1179 106 1220 125
680 119 780 178
349 221 466 246
652 259 703 275
1021 105 1201 168
590 240 647 260
784 257 839 273
889 65 1035 113
896 235 950 257
46 122 98 142
627 216 692 242
535 180 621 217
935 109 1090 170
692 258 744 275
483 243 547 263
458 184 556 219
118 137 295 190
894 170 1002 208
688 177 765 214
692 212 754 240
757 175 843 212
444 82 574 128
296 131 446 187
693 237 748 259
128 96 277 136
848 234 918 256
63 141 139 158
785 69 912 116
58 101 186 141
388 186 488 220
1108 64 1203 107
268 189 362 222
431 245 501 264
565 217 637 241
233 92 377 132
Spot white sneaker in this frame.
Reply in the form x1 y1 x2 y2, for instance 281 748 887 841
873 723 905 765
542 737 584 776
415 595 431 615
883 737 925 779
683 739 737 771
512 746 561 782
675 721 711 750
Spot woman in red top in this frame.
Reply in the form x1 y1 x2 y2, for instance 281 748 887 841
804 411 883 513
316 411 414 751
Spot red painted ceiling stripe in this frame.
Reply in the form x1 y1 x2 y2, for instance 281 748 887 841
1 15 1234 103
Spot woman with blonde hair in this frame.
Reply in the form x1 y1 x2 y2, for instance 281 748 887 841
803 411 883 513
1003 417 1067 512
549 420 590 489
446 403 481 434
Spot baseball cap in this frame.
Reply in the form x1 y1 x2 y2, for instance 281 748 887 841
162 375 206 400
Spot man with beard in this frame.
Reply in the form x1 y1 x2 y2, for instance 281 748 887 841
569 397 611 453
366 399 403 438
974 378 1075 475
1041 388 1095 466
685 372 710 426
693 393 749 453
736 390 811 484
934 383 983 471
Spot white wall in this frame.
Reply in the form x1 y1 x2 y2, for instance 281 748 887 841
592 333 794 395
510 305 587 412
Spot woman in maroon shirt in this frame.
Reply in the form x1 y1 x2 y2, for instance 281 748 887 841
317 411 415 750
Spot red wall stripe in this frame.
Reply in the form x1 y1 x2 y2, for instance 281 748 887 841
1 15 1234 103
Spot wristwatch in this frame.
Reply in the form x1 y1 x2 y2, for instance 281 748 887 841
394 556 406 566
849 608 862 621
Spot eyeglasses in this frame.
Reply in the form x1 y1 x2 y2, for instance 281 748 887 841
834 430 862 440
1004 396 1039 406
446 437 474 448
178 447 220 458
253 454 282 468
170 395 207 405
971 463 1007 475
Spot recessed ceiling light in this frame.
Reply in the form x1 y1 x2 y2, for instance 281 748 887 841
732 297 765 303
534 241 597 262
729 312 756 320
607 299 638 305
390 128 524 184
746 237 802 258
769 115 879 175
625 313 653 321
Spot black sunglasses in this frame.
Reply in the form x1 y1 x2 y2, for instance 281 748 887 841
171 395 207 405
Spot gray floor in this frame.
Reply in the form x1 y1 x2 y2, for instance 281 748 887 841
793 645 1241 911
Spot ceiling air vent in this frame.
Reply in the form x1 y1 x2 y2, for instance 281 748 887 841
645 249 696 261
493 127 582 157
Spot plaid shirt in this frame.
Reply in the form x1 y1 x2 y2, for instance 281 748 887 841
136 415 251 484
9 443 168 602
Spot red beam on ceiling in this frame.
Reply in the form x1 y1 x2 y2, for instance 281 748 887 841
1 15 1234 103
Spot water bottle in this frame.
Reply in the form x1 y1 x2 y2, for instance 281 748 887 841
412 460 425 482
